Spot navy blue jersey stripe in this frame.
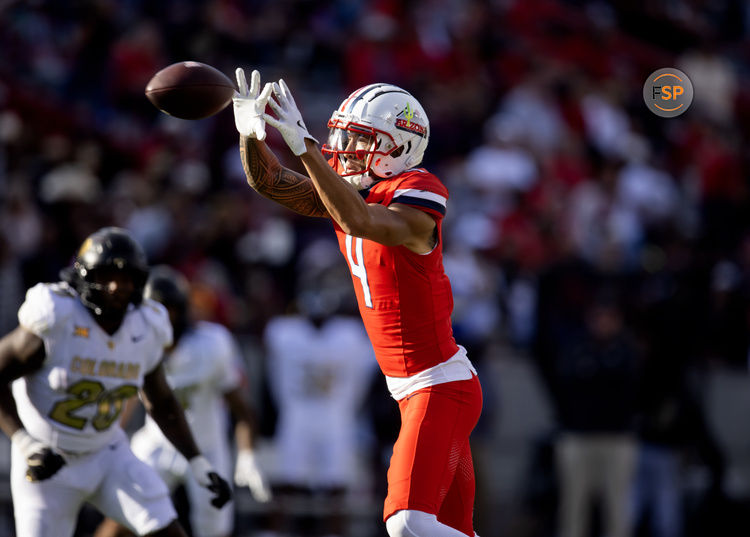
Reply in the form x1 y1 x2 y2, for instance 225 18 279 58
391 195 446 215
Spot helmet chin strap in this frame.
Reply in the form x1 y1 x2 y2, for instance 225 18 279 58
82 298 103 317
81 295 126 321
76 285 105 317
78 284 130 330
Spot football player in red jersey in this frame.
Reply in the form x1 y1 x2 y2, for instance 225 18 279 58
233 70 483 537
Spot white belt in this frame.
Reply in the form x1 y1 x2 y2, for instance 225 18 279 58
385 345 477 400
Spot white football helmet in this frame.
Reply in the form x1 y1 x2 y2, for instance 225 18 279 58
323 83 429 189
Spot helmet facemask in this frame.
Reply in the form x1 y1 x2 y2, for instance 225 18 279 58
77 265 146 322
323 84 430 190
323 117 398 190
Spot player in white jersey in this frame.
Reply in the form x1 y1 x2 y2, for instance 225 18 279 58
264 284 377 536
95 265 270 537
0 227 231 537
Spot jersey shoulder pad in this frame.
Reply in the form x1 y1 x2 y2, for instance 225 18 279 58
18 282 77 336
139 298 173 349
389 169 448 218
194 321 243 387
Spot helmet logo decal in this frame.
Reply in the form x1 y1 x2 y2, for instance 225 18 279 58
78 238 93 257
395 104 427 138
404 103 414 126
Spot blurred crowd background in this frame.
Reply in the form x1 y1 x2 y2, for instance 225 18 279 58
2 0 750 536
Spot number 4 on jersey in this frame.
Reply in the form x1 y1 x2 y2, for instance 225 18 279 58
345 235 373 308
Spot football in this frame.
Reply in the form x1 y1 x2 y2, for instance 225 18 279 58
145 61 236 120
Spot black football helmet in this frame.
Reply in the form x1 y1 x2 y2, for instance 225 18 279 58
61 227 149 322
143 265 191 342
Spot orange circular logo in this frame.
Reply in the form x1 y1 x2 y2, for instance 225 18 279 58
643 68 693 118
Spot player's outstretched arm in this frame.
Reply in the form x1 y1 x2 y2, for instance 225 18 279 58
0 326 66 481
233 68 328 218
224 387 272 502
300 137 437 249
239 134 329 218
142 365 232 508
265 80 437 251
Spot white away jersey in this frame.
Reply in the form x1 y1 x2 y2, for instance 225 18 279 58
14 282 171 453
265 315 376 415
265 315 377 487
139 321 243 452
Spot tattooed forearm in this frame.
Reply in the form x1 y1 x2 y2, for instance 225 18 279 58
239 136 329 218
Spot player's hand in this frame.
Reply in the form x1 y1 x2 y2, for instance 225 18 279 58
234 449 272 502
12 429 66 482
189 455 233 508
264 79 319 156
233 68 273 140
26 449 66 482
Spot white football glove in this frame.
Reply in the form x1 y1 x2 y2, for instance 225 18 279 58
233 68 273 140
234 449 272 502
264 79 319 156
189 455 233 508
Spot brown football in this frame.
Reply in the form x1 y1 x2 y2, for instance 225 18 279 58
145 61 236 120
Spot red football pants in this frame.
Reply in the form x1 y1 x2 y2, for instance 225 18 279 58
383 375 483 536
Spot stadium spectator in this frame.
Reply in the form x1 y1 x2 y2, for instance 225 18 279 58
545 294 640 537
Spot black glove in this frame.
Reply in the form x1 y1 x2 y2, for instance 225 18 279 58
206 471 233 508
26 447 66 482
12 430 66 482
189 455 232 509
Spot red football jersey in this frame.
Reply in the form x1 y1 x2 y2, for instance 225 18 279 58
333 168 460 377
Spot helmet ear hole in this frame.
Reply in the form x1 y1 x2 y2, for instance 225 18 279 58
391 146 404 158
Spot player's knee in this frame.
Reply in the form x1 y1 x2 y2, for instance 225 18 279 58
386 509 438 537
